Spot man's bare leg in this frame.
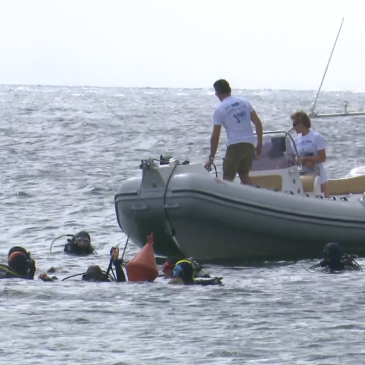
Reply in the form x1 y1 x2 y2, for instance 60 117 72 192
238 173 252 185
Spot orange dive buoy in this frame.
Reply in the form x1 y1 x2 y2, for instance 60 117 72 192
126 232 158 282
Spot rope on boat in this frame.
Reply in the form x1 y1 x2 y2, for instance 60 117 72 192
120 159 149 262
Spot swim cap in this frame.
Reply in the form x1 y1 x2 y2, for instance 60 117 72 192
8 251 29 275
82 265 104 281
8 246 31 260
75 231 91 248
323 242 342 260
76 231 91 240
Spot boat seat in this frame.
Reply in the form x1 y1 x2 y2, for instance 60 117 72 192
328 175 365 195
300 175 317 192
249 175 282 191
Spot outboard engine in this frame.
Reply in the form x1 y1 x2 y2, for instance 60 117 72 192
160 155 173 165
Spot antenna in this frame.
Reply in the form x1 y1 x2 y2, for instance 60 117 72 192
309 18 365 119
310 17 344 117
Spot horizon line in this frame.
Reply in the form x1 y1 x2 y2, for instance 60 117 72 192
1 83 364 93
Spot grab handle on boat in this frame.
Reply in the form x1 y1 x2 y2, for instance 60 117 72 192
131 205 148 211
163 204 180 209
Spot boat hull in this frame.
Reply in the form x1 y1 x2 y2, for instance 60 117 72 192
114 176 185 258
115 166 365 264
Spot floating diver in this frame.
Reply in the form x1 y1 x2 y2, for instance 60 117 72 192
39 247 126 282
42 233 164 284
310 242 362 273
167 258 223 285
50 230 97 256
162 257 211 279
0 246 36 279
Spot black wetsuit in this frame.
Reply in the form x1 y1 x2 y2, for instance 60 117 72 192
82 259 126 282
111 259 126 282
0 264 35 280
320 258 361 272
64 241 94 256
173 260 222 285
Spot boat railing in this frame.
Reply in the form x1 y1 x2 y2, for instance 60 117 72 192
252 130 302 169
251 130 325 182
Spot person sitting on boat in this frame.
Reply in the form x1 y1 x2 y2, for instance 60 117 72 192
162 257 210 279
39 247 126 282
64 230 96 256
290 110 329 198
168 259 223 285
312 242 362 272
204 79 263 185
0 246 36 279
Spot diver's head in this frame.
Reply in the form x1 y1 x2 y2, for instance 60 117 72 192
8 246 31 261
323 242 343 261
82 265 105 282
162 258 179 278
172 261 195 284
75 231 91 248
8 250 36 278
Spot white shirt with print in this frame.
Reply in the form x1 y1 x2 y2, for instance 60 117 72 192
294 130 328 184
213 96 255 147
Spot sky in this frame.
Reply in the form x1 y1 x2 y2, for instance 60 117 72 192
0 0 365 91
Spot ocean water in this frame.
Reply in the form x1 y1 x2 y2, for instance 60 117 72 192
1 85 365 364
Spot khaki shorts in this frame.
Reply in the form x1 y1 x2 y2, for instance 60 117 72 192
223 142 255 180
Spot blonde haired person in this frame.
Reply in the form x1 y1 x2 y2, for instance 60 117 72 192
291 111 329 198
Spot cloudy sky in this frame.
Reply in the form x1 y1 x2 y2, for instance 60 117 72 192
0 0 364 90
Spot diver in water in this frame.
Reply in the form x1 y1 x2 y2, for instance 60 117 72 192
162 257 211 279
312 242 362 273
0 246 36 279
167 259 223 285
63 231 96 256
82 247 126 282
40 247 126 282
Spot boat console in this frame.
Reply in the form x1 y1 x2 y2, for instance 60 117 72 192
249 131 323 197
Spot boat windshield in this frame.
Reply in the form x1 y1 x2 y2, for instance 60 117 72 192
251 133 298 172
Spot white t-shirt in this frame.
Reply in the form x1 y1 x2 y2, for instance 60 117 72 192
294 130 328 184
213 96 255 147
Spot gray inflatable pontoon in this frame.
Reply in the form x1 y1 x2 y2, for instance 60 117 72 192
114 131 365 263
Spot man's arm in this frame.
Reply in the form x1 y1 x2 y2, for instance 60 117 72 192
110 248 126 282
250 110 263 156
301 150 326 164
209 124 221 161
113 259 126 282
205 108 223 166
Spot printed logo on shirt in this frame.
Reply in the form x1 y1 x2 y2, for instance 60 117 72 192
296 140 316 155
233 110 246 123
225 101 242 111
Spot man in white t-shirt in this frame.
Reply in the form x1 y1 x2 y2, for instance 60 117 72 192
291 111 328 197
204 79 263 185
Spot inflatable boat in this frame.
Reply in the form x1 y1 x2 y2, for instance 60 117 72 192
114 130 365 263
